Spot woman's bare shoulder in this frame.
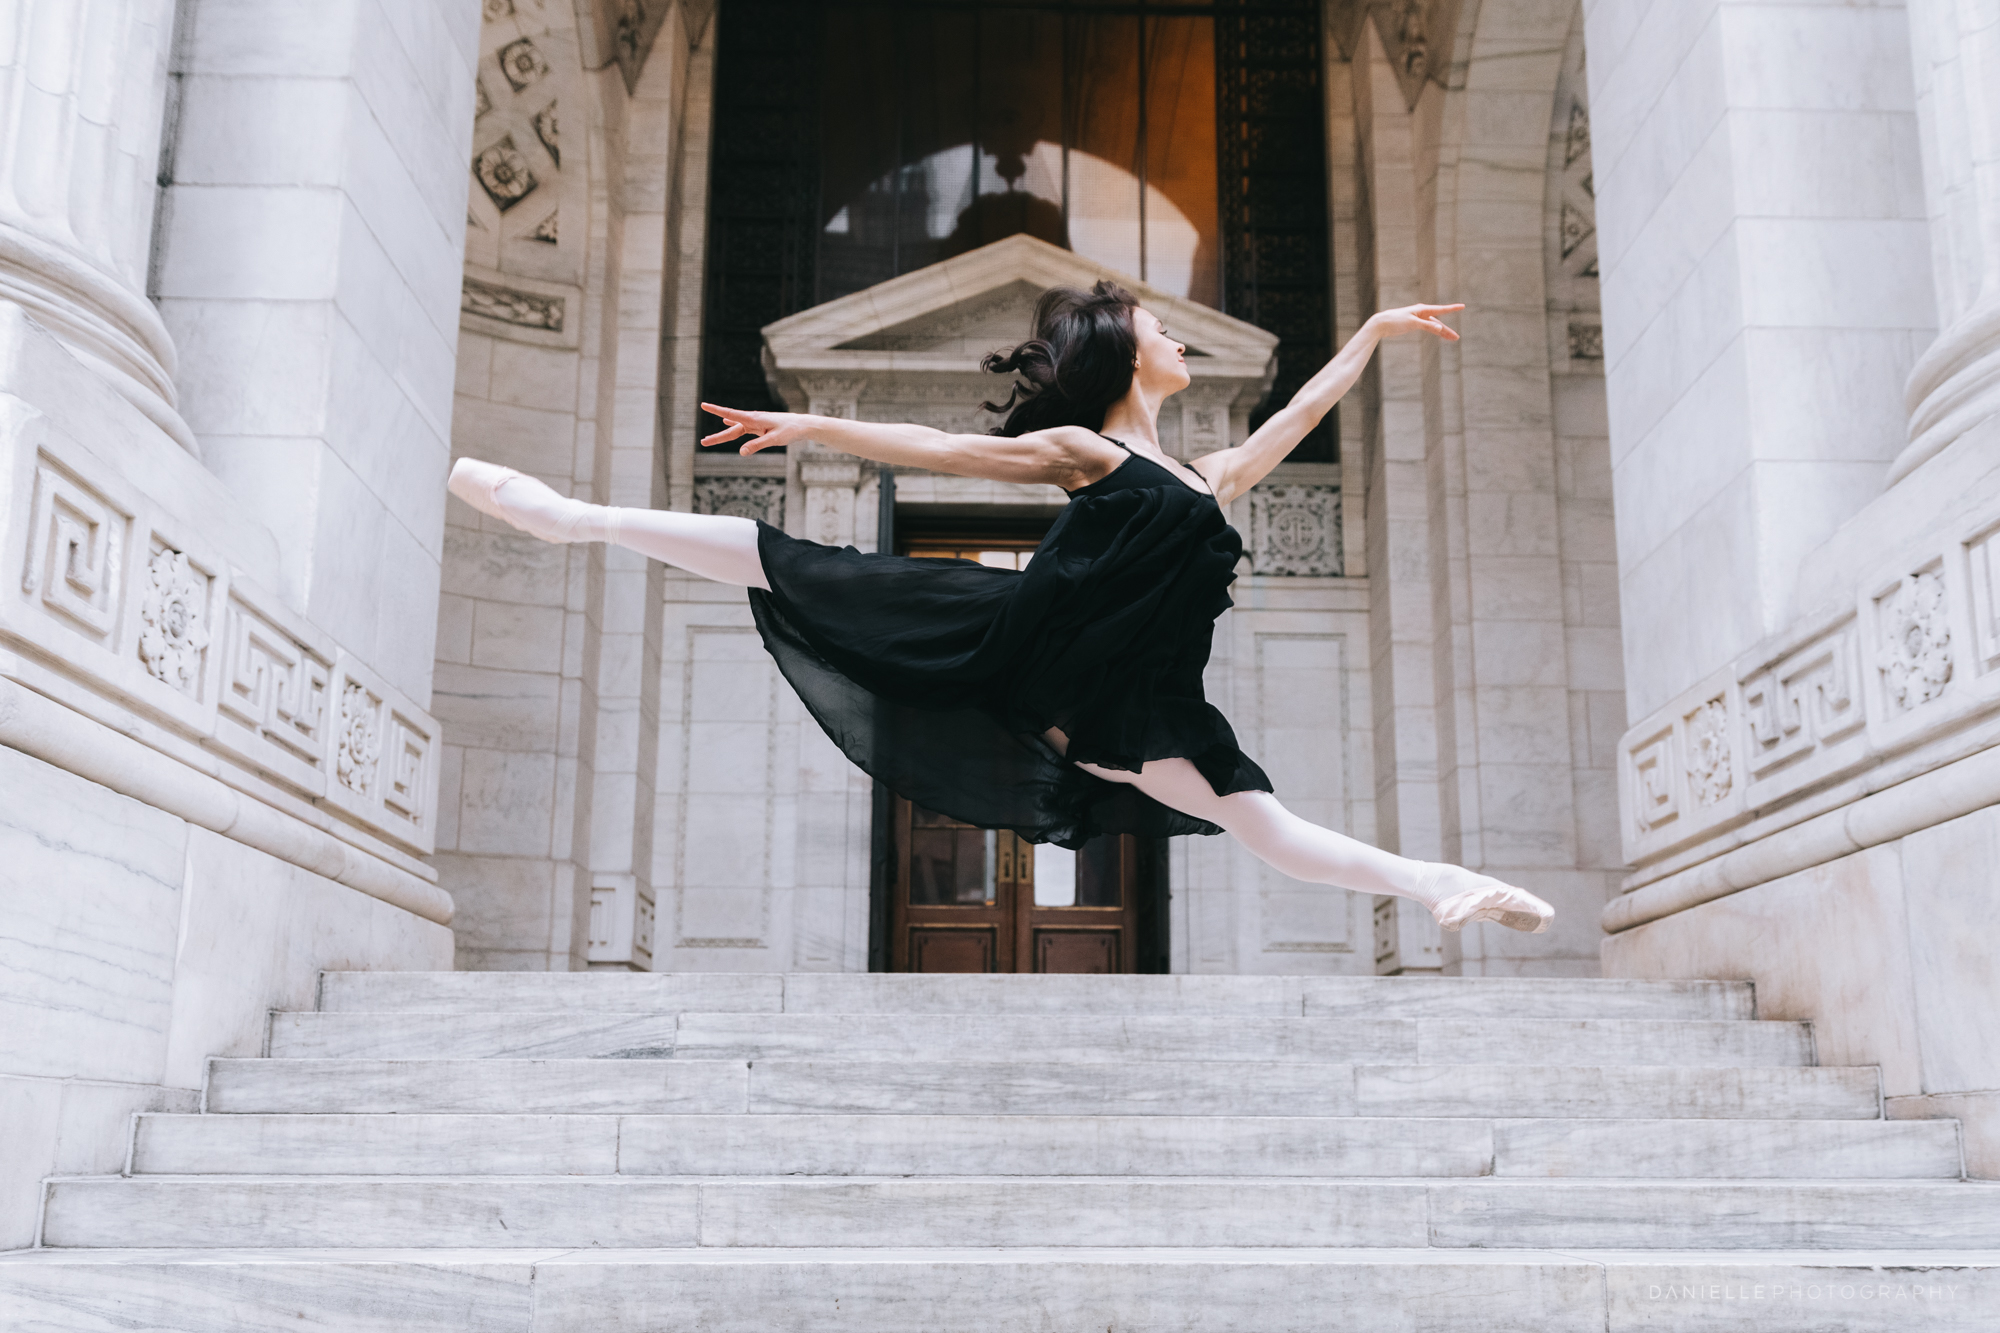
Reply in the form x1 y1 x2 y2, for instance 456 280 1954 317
1017 425 1123 489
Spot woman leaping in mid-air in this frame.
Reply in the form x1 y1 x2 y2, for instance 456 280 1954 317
448 281 1554 934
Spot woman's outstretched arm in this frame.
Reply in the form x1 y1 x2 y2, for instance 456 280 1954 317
1190 303 1463 505
699 403 1097 490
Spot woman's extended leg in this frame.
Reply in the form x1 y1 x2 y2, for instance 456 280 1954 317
1044 727 1551 933
449 459 769 590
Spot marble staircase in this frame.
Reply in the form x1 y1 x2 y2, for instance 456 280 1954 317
4 972 1999 1330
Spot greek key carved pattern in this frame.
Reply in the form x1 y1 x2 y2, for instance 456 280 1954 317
1248 484 1342 577
1741 625 1864 783
383 711 429 825
216 587 332 785
1627 726 1677 837
23 461 126 641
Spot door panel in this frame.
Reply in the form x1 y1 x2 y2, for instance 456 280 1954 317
1034 930 1119 974
889 795 1140 973
909 928 998 973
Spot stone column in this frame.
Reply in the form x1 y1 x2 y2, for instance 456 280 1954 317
1892 0 2000 483
0 0 197 454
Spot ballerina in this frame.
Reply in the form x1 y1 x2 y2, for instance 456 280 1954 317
449 281 1553 935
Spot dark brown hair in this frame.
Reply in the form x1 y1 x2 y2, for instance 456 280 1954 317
980 280 1140 436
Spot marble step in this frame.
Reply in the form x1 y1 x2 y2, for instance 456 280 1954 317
133 1105 1901 1179
3 1246 1996 1332
196 1061 1962 1173
317 970 1757 1020
267 1011 1809 1064
672 1013 1811 1064
41 1177 2000 1251
225 1060 1882 1122
209 1050 1852 1119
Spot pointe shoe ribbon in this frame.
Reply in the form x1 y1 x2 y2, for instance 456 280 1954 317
1429 873 1554 934
448 457 594 543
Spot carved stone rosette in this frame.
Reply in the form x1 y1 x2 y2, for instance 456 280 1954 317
137 547 211 696
1685 698 1732 808
337 680 382 797
1876 570 1954 713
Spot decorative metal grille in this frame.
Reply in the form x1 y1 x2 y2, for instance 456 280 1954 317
1215 0 1334 462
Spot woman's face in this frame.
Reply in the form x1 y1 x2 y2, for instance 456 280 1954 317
1131 305 1190 396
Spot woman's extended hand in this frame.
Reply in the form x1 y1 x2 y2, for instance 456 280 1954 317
1367 303 1464 342
700 403 812 452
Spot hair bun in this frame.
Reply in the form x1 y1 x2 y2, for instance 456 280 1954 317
981 280 1140 436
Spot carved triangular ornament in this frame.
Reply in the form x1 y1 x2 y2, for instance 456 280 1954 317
760 234 1279 417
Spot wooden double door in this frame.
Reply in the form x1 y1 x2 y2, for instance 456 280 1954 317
887 796 1141 973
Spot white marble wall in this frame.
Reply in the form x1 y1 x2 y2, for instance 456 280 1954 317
437 1 706 971
0 744 451 1250
1346 1 1627 978
154 0 480 701
1582 0 1936 718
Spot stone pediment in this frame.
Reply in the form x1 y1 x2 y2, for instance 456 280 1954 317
761 235 1279 427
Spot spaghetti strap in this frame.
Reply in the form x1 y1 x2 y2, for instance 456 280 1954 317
1094 431 1134 453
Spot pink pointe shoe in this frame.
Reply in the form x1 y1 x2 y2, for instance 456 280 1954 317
448 457 595 543
1426 866 1554 934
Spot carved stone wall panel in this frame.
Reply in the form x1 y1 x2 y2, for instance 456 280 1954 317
467 1 586 290
211 576 336 798
1177 386 1235 459
324 650 439 857
667 622 778 953
693 476 785 527
1248 484 1343 576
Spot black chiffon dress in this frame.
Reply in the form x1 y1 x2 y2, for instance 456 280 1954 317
744 434 1275 850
